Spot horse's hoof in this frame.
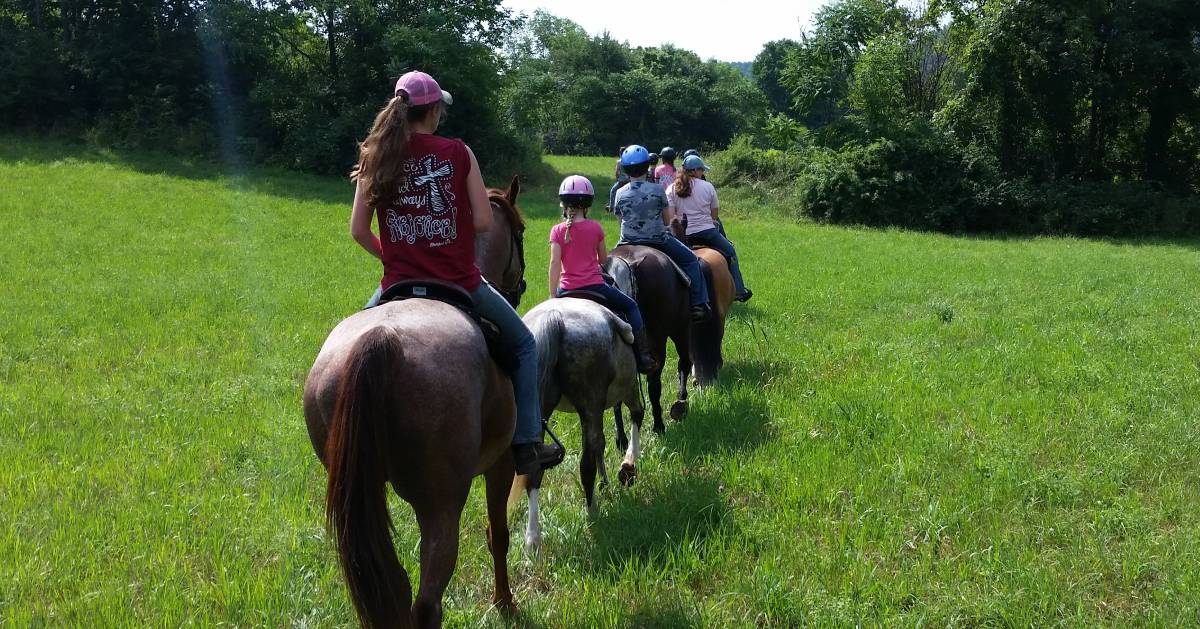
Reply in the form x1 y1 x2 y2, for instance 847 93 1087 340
618 462 638 487
493 595 518 618
524 534 542 556
670 400 689 421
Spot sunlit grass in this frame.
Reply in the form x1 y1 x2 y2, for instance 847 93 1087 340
2 137 1200 626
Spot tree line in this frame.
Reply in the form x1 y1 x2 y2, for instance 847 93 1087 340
738 0 1200 234
0 1 763 177
2 0 1198 235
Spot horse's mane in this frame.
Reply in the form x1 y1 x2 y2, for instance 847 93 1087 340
487 189 526 230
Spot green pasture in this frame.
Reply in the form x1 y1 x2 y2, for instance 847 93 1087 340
3 138 1200 626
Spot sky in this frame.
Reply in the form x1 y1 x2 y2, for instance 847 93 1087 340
499 0 828 62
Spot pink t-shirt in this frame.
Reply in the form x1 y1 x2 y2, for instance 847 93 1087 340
666 178 719 234
654 164 676 189
549 218 605 290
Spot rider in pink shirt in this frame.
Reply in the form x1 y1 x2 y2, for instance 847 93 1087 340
549 175 655 373
654 146 677 189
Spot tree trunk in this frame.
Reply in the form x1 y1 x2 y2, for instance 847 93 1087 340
325 8 338 80
1143 72 1177 183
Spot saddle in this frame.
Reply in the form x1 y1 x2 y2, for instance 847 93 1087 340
609 245 691 290
377 279 519 374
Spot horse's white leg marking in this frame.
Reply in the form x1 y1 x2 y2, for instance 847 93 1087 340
524 487 542 555
623 423 641 465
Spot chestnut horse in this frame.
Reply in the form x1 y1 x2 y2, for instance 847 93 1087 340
303 178 527 628
671 218 736 386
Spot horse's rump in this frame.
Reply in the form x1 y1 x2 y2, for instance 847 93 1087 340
304 300 514 475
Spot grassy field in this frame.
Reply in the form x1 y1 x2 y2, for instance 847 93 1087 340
3 137 1200 627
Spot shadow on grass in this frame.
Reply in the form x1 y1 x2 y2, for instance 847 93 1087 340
661 382 773 462
0 133 560 207
568 471 730 577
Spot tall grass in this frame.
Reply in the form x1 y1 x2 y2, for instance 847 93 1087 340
2 138 1199 626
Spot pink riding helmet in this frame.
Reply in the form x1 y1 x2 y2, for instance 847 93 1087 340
558 175 595 209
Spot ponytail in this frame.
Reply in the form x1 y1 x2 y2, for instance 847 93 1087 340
351 94 437 207
562 206 584 243
674 167 693 199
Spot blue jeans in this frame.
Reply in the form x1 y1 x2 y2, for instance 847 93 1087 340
688 228 747 294
619 235 709 307
363 281 542 444
556 283 644 332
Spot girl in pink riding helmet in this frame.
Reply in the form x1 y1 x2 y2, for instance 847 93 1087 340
549 175 655 373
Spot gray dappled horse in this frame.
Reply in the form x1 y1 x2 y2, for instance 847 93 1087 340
303 179 528 629
512 297 645 553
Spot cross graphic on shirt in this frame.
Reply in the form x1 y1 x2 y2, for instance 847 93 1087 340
412 155 454 215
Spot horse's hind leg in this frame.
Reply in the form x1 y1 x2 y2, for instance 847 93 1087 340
648 366 666 434
619 384 645 487
578 406 606 514
484 456 517 615
412 485 469 629
522 469 545 555
613 404 628 451
669 334 691 421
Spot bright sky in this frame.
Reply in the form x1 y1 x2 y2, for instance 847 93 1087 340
500 0 827 62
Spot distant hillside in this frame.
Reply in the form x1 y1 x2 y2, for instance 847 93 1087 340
729 61 753 79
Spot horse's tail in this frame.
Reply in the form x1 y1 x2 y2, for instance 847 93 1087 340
602 307 635 346
324 326 414 629
529 308 564 415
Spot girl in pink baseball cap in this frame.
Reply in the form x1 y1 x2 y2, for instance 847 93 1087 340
348 71 563 475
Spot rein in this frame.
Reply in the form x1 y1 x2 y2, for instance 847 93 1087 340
491 200 527 308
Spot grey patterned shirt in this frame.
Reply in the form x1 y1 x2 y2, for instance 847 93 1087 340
614 180 669 243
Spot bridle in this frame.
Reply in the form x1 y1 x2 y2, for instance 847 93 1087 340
491 200 527 308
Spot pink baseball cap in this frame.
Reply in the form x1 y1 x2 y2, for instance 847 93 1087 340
394 71 453 106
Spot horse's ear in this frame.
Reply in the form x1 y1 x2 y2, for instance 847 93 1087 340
506 175 520 206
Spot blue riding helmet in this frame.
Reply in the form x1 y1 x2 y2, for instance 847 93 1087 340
682 154 711 171
619 145 651 167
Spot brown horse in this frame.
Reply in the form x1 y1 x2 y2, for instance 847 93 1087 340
605 244 693 451
302 178 527 628
689 248 736 386
670 217 735 386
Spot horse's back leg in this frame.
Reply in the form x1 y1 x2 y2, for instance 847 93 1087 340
521 469 546 554
412 480 470 629
619 378 646 487
648 364 666 434
484 455 517 615
613 404 628 451
670 333 691 421
578 405 607 513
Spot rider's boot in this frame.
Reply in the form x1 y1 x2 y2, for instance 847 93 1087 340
512 441 564 475
690 302 712 322
632 329 657 374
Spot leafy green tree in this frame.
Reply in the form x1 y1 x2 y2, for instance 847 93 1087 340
752 39 801 115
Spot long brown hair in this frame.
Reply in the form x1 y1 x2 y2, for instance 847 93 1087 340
673 167 693 199
350 94 435 207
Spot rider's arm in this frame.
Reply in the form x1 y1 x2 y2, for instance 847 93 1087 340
466 145 493 233
711 185 720 221
595 230 608 267
350 178 383 260
662 205 675 226
548 242 563 297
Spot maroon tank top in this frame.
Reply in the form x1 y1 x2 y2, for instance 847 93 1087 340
376 133 481 292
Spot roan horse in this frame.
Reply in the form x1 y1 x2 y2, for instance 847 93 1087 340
512 297 645 553
302 177 528 628
672 217 736 386
604 244 693 452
